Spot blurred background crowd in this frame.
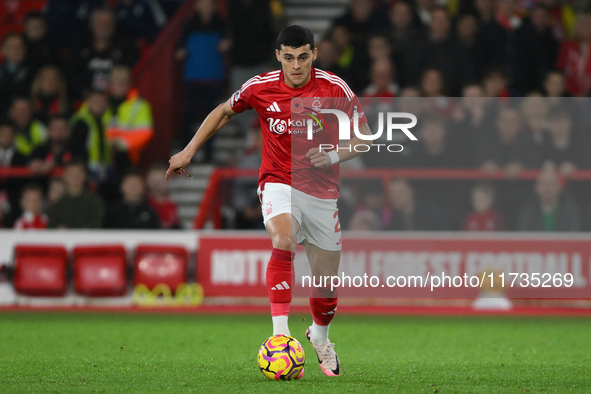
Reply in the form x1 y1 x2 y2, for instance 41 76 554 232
1 0 591 232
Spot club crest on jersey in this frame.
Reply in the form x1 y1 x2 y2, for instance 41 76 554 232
268 118 287 134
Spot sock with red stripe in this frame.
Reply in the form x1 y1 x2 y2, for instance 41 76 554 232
310 287 338 344
266 248 294 335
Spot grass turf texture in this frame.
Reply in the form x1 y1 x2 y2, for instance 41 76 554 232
0 313 589 393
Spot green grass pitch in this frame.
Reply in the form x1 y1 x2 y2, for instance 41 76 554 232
0 312 589 393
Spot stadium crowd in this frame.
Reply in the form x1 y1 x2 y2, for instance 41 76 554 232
1 0 591 231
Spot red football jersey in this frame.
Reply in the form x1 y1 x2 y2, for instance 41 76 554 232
230 68 367 199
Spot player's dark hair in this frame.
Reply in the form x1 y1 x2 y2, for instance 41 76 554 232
277 25 315 50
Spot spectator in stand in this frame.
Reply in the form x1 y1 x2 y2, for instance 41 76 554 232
0 121 28 167
543 70 569 97
31 65 71 125
473 0 495 24
477 0 522 89
104 168 160 229
557 8 591 96
46 177 65 208
105 66 154 165
388 1 426 89
420 68 446 97
13 183 47 230
414 0 436 26
514 4 560 95
232 120 264 229
47 159 104 228
176 0 228 153
7 97 47 157
0 121 29 226
0 33 33 118
313 39 347 78
451 84 497 161
456 14 480 71
362 58 398 98
227 0 275 93
327 24 356 82
539 0 576 41
353 180 392 229
385 177 448 231
23 12 61 74
45 0 107 53
367 33 395 63
476 106 528 177
29 115 76 176
146 162 180 229
68 7 140 99
0 190 9 228
482 67 515 97
115 0 167 44
406 114 461 168
70 90 112 182
462 182 504 231
348 209 380 231
543 106 585 176
516 163 581 231
420 6 475 96
332 0 380 44
351 34 396 95
520 95 549 168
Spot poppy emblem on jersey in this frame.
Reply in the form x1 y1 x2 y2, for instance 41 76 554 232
291 98 303 113
265 202 273 216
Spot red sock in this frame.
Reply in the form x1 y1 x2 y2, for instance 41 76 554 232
310 287 338 326
266 248 294 317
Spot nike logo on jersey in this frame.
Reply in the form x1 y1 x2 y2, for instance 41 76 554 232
266 102 281 112
271 281 290 290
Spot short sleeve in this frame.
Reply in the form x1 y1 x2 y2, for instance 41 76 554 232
230 85 253 113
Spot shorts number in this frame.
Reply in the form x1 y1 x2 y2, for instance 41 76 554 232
334 211 341 233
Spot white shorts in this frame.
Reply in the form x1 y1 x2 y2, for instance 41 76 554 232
258 183 342 251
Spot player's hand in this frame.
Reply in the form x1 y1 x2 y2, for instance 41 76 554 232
306 147 332 168
166 150 193 180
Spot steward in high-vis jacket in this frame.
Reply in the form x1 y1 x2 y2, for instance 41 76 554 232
69 90 111 181
105 66 154 164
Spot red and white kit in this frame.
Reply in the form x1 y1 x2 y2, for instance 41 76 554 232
230 68 367 250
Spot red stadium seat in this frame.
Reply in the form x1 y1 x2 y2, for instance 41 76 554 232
73 245 128 297
134 245 188 292
13 245 68 296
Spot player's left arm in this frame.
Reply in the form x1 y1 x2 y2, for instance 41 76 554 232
307 123 372 168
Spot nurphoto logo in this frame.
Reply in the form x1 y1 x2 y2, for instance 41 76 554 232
303 102 418 153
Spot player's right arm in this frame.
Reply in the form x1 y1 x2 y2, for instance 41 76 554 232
166 98 236 179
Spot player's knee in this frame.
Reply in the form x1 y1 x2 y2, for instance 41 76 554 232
271 233 293 251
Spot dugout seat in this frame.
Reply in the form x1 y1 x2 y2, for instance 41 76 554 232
133 245 188 292
73 245 128 297
13 245 68 296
